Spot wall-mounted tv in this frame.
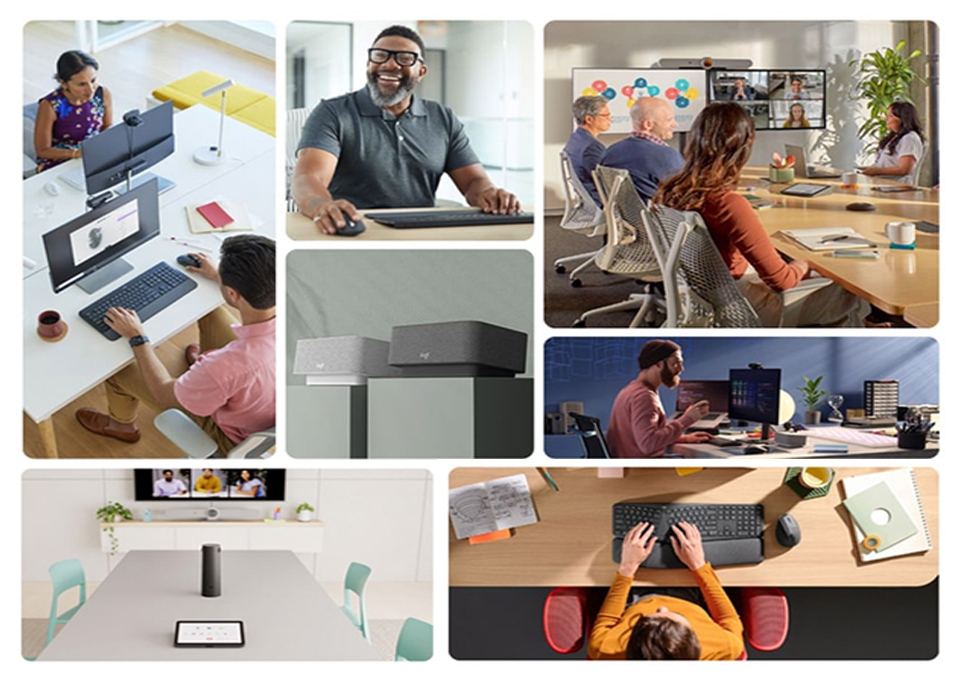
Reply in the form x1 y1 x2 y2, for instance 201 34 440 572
707 69 826 131
134 468 286 501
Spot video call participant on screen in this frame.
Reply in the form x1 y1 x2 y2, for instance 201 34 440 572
786 76 809 100
605 340 712 458
588 521 744 660
599 97 684 202
782 103 810 129
235 470 265 498
153 470 187 498
35 50 113 173
563 95 611 205
654 103 874 327
730 77 754 101
292 25 520 235
861 102 926 183
75 235 276 453
194 468 222 494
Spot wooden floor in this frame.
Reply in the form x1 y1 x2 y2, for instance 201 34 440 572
24 21 275 117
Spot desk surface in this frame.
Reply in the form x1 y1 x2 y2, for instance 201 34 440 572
673 431 938 460
448 467 937 588
39 550 378 661
739 169 938 317
287 207 534 241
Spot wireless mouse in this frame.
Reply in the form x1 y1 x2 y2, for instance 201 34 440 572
337 216 366 237
177 254 202 268
43 181 61 197
846 202 876 212
743 445 769 455
776 513 802 547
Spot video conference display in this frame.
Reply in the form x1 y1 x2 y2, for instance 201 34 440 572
134 469 286 501
708 69 826 130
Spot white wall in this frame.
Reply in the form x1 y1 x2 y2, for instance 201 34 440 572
22 469 432 584
544 20 911 210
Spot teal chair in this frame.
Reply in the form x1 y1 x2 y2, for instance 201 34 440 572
340 562 372 642
46 559 87 646
395 617 433 661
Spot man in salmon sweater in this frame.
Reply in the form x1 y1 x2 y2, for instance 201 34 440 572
588 521 744 659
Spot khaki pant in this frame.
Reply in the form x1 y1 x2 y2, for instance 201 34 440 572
106 306 239 454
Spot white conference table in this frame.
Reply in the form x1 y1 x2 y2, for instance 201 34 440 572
38 550 379 661
22 105 275 458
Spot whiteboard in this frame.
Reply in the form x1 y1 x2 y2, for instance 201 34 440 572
571 68 708 134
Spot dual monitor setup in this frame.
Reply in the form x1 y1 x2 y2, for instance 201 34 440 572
672 366 783 439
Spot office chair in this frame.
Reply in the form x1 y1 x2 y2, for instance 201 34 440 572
285 107 312 212
340 562 373 642
543 586 593 655
554 151 606 287
569 413 613 459
23 102 39 178
395 617 433 661
153 409 276 459
738 586 790 657
46 559 87 647
571 167 666 327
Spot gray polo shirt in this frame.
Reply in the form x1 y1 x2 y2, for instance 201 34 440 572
297 87 480 208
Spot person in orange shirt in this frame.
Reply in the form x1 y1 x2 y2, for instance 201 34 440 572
588 521 744 660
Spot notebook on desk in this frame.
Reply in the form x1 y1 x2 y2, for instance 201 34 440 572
780 227 877 251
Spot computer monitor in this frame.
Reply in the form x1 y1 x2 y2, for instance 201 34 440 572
82 101 175 196
675 380 730 413
707 69 826 131
43 178 160 294
728 368 781 440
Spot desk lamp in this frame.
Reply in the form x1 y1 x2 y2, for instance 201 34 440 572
193 79 234 166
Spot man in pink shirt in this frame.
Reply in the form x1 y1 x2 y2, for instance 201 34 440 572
76 235 276 454
606 340 712 458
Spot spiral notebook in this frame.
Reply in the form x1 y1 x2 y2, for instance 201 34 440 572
840 468 932 562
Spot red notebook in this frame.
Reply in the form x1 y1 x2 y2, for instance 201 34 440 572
196 201 234 229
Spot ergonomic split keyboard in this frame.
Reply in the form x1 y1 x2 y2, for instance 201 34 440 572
79 261 197 341
611 502 765 568
364 209 534 229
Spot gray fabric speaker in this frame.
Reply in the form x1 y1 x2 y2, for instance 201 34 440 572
293 336 400 385
388 321 528 377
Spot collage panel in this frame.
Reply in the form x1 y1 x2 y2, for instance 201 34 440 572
23 21 277 459
544 20 938 329
286 249 534 459
22 468 432 661
544 336 938 459
449 465 938 659
285 20 535 240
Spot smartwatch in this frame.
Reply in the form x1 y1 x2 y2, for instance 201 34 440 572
129 335 151 348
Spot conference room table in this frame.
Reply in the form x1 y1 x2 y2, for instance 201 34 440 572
22 105 275 458
287 207 534 241
738 169 938 322
448 467 937 588
39 550 379 661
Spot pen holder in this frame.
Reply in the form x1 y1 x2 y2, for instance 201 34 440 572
769 166 795 183
897 431 927 450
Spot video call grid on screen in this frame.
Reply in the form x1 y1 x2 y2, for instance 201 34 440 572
707 69 827 130
135 469 284 500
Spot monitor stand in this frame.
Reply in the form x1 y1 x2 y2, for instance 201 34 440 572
75 258 134 294
120 172 175 196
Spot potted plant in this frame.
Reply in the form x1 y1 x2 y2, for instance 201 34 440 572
850 41 925 154
296 502 315 522
798 375 829 425
96 502 133 555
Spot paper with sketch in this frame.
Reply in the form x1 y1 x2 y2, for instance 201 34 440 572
449 474 538 540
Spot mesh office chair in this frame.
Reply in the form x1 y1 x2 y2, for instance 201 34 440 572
554 151 606 287
571 167 665 327
569 413 613 459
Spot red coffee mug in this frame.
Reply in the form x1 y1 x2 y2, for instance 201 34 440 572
38 310 65 340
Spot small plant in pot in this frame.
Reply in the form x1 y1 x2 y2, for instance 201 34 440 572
798 375 829 425
96 501 133 555
296 502 315 522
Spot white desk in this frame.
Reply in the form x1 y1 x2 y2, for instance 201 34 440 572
22 105 275 457
672 430 938 459
38 550 379 661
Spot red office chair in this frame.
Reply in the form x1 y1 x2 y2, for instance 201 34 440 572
543 587 592 655
739 587 790 658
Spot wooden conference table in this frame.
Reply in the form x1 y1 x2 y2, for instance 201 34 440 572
287 206 534 241
739 169 938 321
22 106 275 458
39 550 378 661
448 467 937 588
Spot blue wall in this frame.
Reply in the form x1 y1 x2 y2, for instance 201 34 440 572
544 336 939 458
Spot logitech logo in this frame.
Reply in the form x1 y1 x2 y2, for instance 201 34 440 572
419 352 431 360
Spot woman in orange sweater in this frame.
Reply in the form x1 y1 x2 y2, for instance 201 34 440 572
588 521 744 660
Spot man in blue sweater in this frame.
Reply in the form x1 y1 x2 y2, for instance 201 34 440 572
599 97 684 202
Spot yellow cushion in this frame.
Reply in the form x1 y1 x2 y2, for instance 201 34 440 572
232 97 276 137
153 70 267 115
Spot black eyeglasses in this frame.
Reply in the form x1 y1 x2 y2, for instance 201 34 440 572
368 48 422 67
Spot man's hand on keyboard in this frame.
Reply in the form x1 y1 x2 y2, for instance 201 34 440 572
618 522 657 577
184 252 219 282
670 521 706 571
475 186 521 215
103 307 144 340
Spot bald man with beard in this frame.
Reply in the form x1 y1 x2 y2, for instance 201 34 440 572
606 340 712 458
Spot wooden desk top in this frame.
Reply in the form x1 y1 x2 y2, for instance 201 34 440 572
738 169 938 317
449 467 937 588
287 208 534 241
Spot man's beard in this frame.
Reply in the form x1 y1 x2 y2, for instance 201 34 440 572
660 364 680 388
366 70 417 108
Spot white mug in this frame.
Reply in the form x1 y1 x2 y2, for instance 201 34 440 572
885 221 916 249
841 171 857 187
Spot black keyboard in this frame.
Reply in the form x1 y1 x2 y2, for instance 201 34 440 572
612 502 764 568
79 261 197 341
364 209 534 229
